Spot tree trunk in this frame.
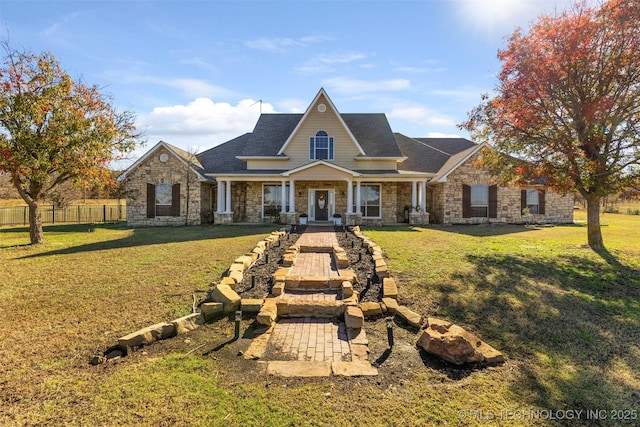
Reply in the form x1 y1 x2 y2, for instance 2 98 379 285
585 195 604 250
28 200 45 244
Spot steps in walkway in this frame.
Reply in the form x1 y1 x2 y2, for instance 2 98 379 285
246 225 377 377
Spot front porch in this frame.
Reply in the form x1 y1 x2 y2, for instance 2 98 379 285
211 179 430 226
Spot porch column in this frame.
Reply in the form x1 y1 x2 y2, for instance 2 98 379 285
280 180 287 214
225 180 232 213
412 181 418 210
216 181 224 213
288 179 296 213
420 181 427 212
346 180 353 214
356 181 362 214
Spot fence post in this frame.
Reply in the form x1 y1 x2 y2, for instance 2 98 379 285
52 204 55 224
78 205 81 223
24 206 27 226
103 204 107 223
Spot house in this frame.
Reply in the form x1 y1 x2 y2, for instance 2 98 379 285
121 88 574 227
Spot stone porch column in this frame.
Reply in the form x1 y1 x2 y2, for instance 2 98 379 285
225 180 232 213
420 181 427 212
288 179 296 213
346 179 353 214
280 180 287 214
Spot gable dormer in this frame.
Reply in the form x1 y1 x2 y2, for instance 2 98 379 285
277 88 365 160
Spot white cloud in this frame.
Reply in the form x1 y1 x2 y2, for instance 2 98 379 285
388 105 456 128
137 97 274 147
455 0 567 35
296 51 368 74
323 77 411 95
427 132 463 138
244 35 331 52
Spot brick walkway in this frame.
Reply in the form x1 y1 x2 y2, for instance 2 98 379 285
266 317 350 362
289 252 339 277
247 225 377 376
295 225 339 248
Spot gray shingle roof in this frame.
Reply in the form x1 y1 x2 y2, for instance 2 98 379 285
395 133 479 175
234 113 402 158
196 133 251 173
341 114 403 157
240 114 302 157
414 138 477 155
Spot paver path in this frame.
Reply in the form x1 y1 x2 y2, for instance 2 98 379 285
248 225 377 376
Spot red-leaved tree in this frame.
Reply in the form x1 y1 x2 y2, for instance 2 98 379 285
0 43 142 244
462 0 640 249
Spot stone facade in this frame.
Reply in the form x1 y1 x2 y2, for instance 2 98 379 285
125 146 209 226
429 151 574 224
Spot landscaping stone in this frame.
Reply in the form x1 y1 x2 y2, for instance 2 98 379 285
332 361 378 377
360 301 383 317
267 361 332 377
228 269 243 284
344 306 364 329
118 328 154 349
416 319 504 365
171 313 204 335
381 297 399 313
382 277 398 299
257 303 277 326
241 298 264 313
341 281 354 298
272 282 285 296
211 284 241 313
220 276 236 290
276 300 343 318
200 302 224 321
395 306 423 328
234 256 253 269
148 322 177 340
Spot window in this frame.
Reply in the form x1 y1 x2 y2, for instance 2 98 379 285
263 184 289 217
354 184 381 218
309 131 334 160
470 185 488 217
147 183 180 218
462 184 497 218
521 189 545 215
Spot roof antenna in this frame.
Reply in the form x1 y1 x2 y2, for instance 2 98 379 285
251 99 263 114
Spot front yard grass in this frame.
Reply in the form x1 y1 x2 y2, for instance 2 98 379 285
1 213 638 426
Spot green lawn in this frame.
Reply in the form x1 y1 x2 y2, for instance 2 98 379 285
0 214 638 426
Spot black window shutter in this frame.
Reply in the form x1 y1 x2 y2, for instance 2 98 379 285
539 189 546 215
172 183 181 216
147 183 156 218
489 185 498 218
521 190 527 212
462 184 471 218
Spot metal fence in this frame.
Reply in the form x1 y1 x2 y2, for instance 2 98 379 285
0 204 126 226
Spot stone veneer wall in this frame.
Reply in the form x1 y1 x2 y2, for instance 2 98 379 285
434 151 574 224
126 146 204 226
396 182 413 223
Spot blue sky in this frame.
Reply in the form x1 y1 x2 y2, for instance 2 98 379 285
0 0 574 166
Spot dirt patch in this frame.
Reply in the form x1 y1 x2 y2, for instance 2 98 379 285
234 225 304 299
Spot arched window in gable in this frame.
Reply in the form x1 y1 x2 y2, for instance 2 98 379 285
309 130 334 160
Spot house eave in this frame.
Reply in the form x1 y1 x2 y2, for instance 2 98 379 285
236 156 289 161
355 156 408 162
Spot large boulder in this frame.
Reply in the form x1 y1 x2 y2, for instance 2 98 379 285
417 318 504 365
